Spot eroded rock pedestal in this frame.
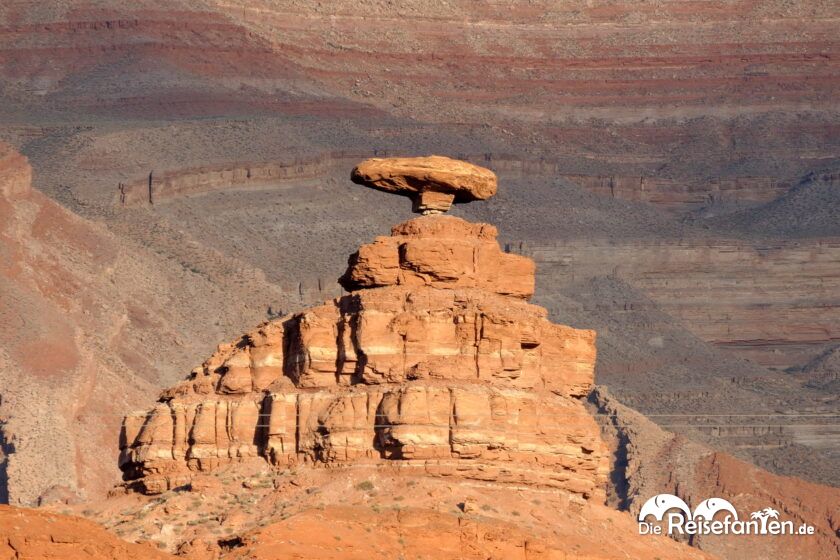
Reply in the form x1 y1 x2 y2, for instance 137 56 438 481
351 155 497 214
120 178 608 500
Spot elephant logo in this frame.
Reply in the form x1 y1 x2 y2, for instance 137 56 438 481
693 498 739 521
638 494 692 522
638 495 812 536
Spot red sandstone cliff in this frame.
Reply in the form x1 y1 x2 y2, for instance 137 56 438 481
0 142 290 505
120 214 608 500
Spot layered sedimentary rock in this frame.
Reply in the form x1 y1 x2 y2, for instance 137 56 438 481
114 150 821 213
524 239 840 367
592 387 840 560
119 160 336 206
560 173 807 212
120 202 608 499
0 142 291 505
340 216 534 297
3 1 837 191
215 0 839 180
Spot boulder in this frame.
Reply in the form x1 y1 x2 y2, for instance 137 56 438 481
351 156 497 214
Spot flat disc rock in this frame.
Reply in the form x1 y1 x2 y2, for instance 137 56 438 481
351 155 497 214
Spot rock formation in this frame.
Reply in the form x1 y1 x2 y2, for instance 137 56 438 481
120 157 609 500
339 216 535 297
111 158 722 559
0 505 172 560
108 156 834 560
3 0 836 496
351 156 497 214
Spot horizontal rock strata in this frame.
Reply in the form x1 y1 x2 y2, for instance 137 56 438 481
524 239 840 367
340 216 535 297
121 215 608 499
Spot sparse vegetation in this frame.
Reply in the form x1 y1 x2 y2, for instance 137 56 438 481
355 480 375 492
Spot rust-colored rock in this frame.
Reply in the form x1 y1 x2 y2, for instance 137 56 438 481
351 156 497 214
103 158 724 560
120 172 605 499
121 291 604 496
222 505 712 560
0 143 31 197
340 215 535 297
0 142 292 505
0 505 174 560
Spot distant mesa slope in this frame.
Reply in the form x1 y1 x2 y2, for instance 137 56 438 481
114 153 836 215
790 344 840 391
2 0 838 185
592 387 840 560
0 142 291 505
525 237 840 368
